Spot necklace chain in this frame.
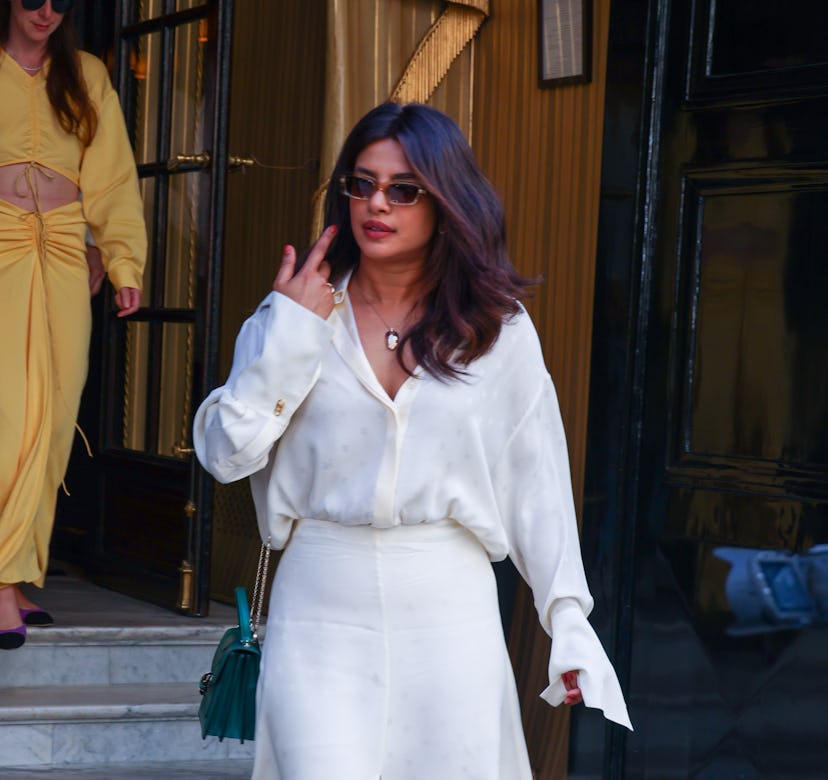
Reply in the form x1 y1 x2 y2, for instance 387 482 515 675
353 277 418 351
6 49 43 72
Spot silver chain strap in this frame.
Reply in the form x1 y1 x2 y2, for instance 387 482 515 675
250 536 271 641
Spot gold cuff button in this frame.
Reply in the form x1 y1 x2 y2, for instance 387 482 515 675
274 399 286 416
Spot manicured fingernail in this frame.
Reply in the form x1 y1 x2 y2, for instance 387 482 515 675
329 225 338 235
283 244 290 254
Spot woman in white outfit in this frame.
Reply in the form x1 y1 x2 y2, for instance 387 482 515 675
194 102 632 780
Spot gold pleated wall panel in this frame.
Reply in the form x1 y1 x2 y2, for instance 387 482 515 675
473 0 611 777
220 1 327 372
210 0 327 601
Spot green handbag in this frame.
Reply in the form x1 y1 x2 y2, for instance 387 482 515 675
199 542 271 743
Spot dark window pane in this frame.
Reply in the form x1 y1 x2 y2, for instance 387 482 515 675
711 1 828 75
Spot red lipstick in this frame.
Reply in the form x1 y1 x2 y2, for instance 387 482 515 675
362 220 394 237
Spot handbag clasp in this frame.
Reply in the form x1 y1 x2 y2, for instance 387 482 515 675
199 672 214 695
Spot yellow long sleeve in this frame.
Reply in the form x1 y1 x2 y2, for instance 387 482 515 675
78 53 147 291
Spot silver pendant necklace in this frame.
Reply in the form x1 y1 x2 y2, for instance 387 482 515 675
353 278 416 351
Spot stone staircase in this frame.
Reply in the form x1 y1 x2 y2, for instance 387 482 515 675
0 576 255 778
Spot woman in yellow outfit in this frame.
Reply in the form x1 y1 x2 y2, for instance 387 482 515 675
0 0 146 649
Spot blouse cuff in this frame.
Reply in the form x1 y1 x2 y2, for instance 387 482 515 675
106 256 144 291
230 292 333 418
192 292 333 482
542 598 633 730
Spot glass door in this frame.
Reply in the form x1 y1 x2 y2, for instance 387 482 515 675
71 0 234 615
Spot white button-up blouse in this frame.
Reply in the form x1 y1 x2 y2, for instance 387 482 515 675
193 276 632 730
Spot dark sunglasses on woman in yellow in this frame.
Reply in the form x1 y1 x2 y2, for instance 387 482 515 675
22 0 73 11
339 174 428 206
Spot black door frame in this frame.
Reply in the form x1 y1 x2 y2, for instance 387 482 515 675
584 0 665 776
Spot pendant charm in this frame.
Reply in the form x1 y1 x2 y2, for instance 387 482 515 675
385 329 400 351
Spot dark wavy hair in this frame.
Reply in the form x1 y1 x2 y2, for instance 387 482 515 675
0 2 97 146
323 102 535 381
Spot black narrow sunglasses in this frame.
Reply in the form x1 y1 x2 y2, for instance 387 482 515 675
22 0 73 11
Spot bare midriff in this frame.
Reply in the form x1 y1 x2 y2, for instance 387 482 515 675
0 162 79 212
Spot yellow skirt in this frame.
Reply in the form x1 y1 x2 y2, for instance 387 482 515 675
0 198 91 588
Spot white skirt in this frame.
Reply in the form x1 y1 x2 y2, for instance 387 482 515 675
251 519 532 780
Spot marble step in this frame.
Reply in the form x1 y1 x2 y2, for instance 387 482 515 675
0 682 255 769
1 760 253 778
0 624 229 689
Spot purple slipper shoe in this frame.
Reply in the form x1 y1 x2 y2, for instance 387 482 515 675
0 623 26 650
19 607 55 627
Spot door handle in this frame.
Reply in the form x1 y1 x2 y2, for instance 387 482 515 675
167 151 212 171
228 155 254 172
172 442 195 457
167 151 255 173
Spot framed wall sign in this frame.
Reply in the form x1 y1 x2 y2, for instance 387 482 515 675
538 0 591 86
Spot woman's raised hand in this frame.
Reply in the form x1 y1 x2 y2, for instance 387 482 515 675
273 225 338 320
